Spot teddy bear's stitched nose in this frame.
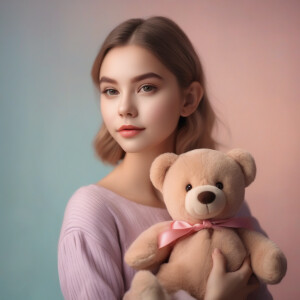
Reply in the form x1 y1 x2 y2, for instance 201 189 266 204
197 191 216 204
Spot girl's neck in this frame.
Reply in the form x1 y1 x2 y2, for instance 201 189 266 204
98 140 175 208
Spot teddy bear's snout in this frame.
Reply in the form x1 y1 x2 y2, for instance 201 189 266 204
185 185 226 218
197 191 216 204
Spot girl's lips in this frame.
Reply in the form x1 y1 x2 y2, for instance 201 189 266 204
117 125 145 138
117 125 144 131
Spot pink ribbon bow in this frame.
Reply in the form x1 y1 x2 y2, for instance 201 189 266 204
158 217 254 248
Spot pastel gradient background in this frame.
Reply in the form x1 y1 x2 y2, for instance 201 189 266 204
1 0 299 299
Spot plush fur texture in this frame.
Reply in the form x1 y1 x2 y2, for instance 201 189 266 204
124 149 287 300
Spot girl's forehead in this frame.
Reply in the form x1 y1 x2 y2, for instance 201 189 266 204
99 45 173 81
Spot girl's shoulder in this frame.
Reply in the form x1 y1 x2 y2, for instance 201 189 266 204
59 184 121 242
66 184 121 211
60 184 171 242
65 184 167 215
62 184 116 220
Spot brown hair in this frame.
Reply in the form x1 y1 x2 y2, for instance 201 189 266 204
91 16 217 164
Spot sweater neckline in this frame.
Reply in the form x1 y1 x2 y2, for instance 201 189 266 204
90 184 169 212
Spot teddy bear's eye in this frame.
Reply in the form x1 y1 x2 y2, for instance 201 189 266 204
216 182 224 190
185 184 192 192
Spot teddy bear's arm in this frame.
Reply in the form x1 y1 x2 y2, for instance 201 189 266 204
238 228 287 284
125 221 173 271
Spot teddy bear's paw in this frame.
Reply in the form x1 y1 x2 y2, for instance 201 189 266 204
262 248 287 284
124 270 171 300
126 253 155 269
125 243 160 270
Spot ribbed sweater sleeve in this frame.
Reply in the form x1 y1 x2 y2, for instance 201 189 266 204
58 230 124 300
58 186 126 300
57 185 172 300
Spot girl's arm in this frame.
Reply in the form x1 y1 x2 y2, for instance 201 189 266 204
57 186 126 300
58 230 124 300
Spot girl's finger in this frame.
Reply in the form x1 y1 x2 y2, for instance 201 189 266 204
211 248 226 275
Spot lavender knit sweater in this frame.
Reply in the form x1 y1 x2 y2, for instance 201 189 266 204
58 184 272 300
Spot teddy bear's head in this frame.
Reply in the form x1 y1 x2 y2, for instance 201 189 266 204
150 149 256 224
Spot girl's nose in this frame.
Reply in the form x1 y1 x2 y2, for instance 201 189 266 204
118 94 138 118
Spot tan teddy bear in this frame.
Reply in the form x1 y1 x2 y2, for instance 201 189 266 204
124 149 287 300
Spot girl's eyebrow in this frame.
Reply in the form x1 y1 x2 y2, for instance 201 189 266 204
99 72 164 85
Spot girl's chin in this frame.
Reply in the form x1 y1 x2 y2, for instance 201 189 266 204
119 145 151 154
112 132 176 155
119 143 174 156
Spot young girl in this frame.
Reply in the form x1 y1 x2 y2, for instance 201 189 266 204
58 16 269 299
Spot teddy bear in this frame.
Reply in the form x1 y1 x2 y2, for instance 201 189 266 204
124 148 287 300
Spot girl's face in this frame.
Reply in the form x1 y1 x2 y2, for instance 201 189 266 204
99 45 184 154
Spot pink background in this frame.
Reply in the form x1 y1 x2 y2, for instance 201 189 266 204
109 1 299 298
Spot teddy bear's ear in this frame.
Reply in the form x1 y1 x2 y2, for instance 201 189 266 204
227 149 256 187
150 153 178 192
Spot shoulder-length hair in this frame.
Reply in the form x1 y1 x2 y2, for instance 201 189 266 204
91 16 217 165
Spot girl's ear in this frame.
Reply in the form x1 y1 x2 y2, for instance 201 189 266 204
180 81 204 117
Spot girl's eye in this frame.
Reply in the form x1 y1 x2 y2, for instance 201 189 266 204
139 85 156 93
186 184 192 192
102 88 119 96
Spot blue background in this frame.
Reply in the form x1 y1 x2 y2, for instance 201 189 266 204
0 1 114 298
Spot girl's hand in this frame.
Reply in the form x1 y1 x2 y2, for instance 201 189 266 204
204 248 260 300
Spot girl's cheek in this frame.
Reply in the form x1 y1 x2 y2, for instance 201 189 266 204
143 95 181 124
101 103 116 127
